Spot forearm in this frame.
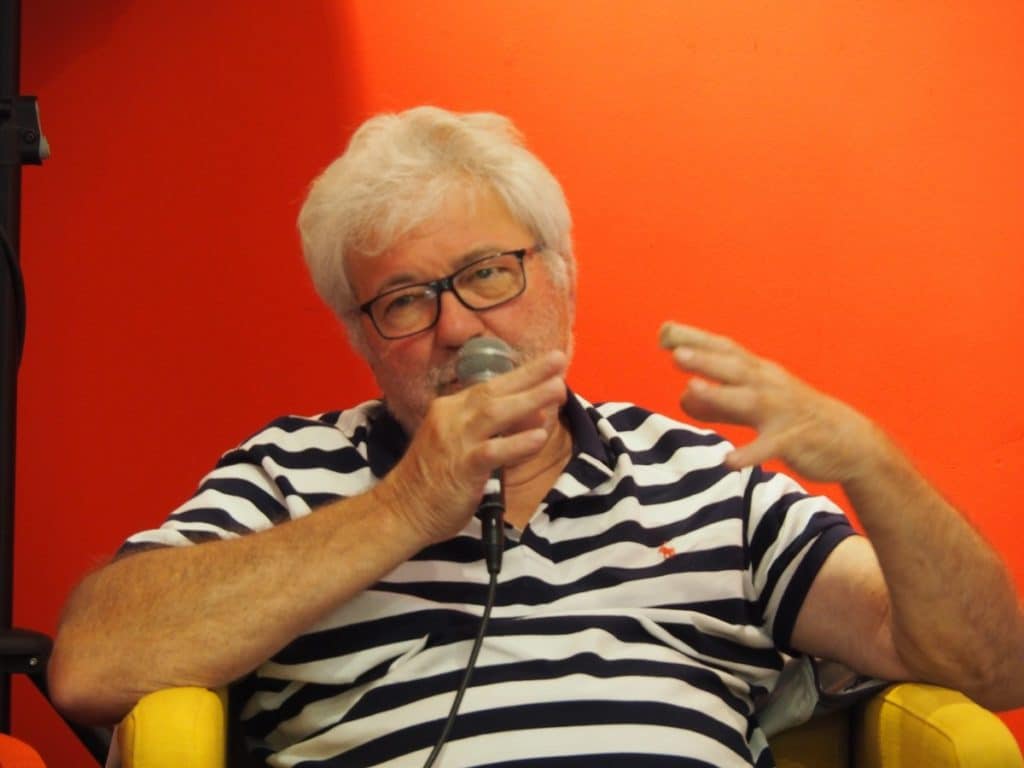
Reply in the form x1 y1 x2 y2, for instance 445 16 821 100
843 425 1024 710
658 323 1024 708
48 351 570 725
48 483 427 726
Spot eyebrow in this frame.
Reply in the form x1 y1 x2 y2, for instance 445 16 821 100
373 245 506 295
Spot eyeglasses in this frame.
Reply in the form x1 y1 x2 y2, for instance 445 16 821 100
358 245 542 339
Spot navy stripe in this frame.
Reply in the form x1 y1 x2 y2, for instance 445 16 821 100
413 534 492 564
374 550 747 608
234 414 344 442
268 608 774 672
249 442 370 474
177 530 224 545
628 428 729 466
486 755 718 768
269 608 479 666
170 506 261 535
535 497 744 562
548 467 734 521
192 477 287 519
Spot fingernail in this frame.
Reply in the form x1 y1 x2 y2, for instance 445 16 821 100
674 347 694 363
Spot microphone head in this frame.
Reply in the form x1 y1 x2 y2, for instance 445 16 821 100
456 337 518 384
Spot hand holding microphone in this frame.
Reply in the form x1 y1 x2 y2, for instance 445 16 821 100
386 339 567 556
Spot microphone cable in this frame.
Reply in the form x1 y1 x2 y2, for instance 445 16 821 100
421 569 498 768
423 482 505 767
424 337 513 766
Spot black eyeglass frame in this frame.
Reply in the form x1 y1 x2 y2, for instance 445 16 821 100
357 244 542 340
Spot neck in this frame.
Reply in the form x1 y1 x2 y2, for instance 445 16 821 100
502 412 573 527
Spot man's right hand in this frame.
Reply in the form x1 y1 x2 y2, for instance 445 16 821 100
48 349 567 726
382 349 568 545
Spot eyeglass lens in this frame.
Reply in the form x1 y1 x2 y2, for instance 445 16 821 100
370 250 526 338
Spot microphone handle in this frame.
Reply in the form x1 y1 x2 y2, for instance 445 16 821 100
478 470 505 575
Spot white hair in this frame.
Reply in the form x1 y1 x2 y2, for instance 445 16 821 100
297 107 575 345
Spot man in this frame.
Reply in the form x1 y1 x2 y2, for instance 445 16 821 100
49 107 1023 766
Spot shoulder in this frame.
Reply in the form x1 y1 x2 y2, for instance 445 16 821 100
231 400 385 458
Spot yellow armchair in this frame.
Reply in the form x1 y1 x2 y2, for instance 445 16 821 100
118 687 227 768
117 683 1023 768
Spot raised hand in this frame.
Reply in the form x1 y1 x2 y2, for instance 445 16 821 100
659 322 881 483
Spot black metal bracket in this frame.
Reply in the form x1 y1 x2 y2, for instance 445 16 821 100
0 1 107 764
0 627 49 677
0 629 111 760
0 95 48 166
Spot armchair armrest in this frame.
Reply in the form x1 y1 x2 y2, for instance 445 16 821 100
118 687 226 768
856 683 1023 768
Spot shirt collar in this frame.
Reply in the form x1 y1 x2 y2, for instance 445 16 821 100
561 389 616 472
366 403 409 477
365 388 617 483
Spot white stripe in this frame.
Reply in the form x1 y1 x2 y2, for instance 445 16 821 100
174 487 277 531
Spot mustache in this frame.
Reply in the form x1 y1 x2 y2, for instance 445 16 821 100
428 362 457 393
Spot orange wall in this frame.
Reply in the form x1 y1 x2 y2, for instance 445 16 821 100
16 2 1024 764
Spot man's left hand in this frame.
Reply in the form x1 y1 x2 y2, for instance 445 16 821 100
659 322 881 483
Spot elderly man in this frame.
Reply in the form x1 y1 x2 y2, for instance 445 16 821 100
49 107 1022 767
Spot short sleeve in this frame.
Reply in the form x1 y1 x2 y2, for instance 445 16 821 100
118 444 295 555
744 467 857 653
117 411 376 556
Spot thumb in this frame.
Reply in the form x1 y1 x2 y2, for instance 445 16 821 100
725 436 778 471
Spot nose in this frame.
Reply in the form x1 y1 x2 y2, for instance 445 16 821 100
433 290 487 349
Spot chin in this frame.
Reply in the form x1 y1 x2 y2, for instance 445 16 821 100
382 382 437 434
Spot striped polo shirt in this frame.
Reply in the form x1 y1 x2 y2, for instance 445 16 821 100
122 392 855 767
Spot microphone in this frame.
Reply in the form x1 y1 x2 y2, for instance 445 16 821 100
456 337 518 575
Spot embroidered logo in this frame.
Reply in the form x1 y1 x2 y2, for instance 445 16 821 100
658 544 677 559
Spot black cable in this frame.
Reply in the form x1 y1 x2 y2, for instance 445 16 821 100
0 225 25 370
422 570 498 768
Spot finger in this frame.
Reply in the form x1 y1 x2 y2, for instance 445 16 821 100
724 436 780 471
672 346 755 386
680 379 760 427
473 428 551 470
659 322 746 354
464 376 567 438
504 406 548 432
473 349 568 396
